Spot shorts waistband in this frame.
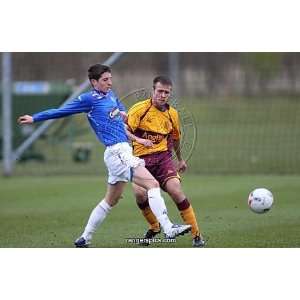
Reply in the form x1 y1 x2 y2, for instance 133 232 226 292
106 142 130 149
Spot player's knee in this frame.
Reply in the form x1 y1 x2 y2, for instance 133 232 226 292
106 194 123 207
148 179 159 189
171 189 184 200
141 179 159 191
165 181 184 200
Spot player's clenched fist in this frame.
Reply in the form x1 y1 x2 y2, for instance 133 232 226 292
18 115 34 124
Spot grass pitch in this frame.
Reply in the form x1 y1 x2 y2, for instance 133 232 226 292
0 174 299 248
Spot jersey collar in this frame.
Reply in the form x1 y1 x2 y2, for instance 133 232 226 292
93 88 111 99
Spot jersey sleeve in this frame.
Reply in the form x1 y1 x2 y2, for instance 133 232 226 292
127 102 147 133
170 109 181 140
32 94 92 122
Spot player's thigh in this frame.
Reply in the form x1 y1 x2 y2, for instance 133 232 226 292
164 177 186 203
132 183 148 202
104 181 127 207
132 165 159 190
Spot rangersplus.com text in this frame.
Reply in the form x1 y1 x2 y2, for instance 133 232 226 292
126 238 176 244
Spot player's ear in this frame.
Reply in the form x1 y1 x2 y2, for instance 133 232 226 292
91 79 97 87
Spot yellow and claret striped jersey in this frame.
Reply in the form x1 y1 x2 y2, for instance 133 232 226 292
127 99 181 156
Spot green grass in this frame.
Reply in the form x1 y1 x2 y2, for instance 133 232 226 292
1 174 299 247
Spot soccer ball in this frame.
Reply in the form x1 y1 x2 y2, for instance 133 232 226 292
248 188 274 214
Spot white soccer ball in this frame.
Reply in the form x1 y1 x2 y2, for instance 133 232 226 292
248 188 274 214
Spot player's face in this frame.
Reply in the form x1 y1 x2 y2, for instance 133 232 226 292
92 72 112 93
152 82 172 109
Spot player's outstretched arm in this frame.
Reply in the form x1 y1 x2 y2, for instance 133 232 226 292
124 124 153 148
25 96 92 123
18 115 34 125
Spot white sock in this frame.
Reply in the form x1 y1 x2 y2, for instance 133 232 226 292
81 199 112 241
147 188 173 234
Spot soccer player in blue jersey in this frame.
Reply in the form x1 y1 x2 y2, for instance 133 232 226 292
18 64 191 247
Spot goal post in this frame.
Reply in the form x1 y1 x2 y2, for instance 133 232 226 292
2 52 13 176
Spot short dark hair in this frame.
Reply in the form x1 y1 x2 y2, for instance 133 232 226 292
88 64 111 81
153 76 173 88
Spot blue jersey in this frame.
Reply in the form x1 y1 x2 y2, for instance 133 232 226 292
33 89 129 147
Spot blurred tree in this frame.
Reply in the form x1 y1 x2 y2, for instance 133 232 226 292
282 53 300 96
242 53 282 96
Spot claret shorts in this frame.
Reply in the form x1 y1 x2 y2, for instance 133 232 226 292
140 151 180 190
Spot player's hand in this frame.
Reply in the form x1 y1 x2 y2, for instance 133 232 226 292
119 111 128 123
136 138 154 148
18 115 33 124
177 159 187 173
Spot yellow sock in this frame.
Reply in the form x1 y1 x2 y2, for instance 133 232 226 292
180 205 201 238
142 206 160 232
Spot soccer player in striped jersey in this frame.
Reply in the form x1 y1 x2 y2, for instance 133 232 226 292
127 76 205 247
18 64 191 247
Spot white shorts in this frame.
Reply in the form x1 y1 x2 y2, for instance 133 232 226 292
104 142 145 185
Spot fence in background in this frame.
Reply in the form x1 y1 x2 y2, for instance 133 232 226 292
1 53 300 176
